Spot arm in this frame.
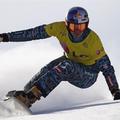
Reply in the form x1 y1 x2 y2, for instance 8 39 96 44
96 55 120 98
0 25 50 42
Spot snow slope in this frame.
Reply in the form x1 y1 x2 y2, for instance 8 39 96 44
0 0 120 120
1 99 120 120
0 97 32 117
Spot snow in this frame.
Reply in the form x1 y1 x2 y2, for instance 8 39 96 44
0 97 32 117
0 0 120 120
1 99 120 120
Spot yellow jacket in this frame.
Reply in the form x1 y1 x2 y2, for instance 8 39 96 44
45 21 106 65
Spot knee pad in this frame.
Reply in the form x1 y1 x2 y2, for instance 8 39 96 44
54 60 75 77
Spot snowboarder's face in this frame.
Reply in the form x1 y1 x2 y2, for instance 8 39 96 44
68 23 88 37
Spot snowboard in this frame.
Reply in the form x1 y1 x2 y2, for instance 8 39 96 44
69 99 120 110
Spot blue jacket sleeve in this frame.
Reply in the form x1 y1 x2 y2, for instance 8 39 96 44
96 55 119 95
7 25 50 42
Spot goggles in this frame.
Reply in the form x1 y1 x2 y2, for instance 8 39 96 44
67 22 88 33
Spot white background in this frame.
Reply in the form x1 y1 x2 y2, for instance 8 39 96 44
0 0 120 119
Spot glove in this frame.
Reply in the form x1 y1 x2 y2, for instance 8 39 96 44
0 33 9 42
113 90 120 100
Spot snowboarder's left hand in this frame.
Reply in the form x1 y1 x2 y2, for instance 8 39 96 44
114 90 120 100
0 33 9 42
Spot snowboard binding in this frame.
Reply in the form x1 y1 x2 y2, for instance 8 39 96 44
6 86 42 108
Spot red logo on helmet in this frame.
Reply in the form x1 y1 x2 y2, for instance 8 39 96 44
73 12 81 20
76 12 81 18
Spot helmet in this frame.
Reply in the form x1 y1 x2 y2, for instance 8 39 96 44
65 7 89 35
66 7 89 24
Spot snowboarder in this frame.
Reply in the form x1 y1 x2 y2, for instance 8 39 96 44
0 7 120 108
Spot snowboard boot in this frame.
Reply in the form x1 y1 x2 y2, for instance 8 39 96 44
6 86 42 108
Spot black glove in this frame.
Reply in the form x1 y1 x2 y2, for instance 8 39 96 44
0 33 9 42
114 90 120 100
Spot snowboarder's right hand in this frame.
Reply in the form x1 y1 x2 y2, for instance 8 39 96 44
0 33 9 42
113 90 120 100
